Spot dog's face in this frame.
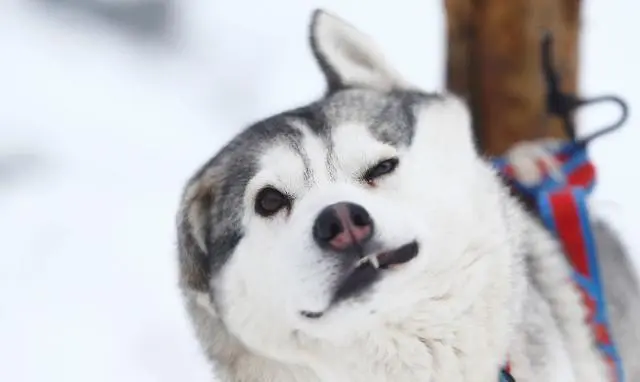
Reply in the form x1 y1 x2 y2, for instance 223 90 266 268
178 10 504 363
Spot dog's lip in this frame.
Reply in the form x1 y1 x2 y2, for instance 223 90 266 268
300 240 419 320
365 240 419 270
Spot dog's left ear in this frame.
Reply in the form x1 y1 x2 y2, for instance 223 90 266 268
177 174 217 293
309 9 408 93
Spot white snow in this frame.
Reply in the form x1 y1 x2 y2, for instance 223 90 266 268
0 1 637 381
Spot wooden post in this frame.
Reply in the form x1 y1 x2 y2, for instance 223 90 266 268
444 0 581 156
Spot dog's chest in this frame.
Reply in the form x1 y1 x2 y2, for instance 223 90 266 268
311 360 503 382
307 332 506 382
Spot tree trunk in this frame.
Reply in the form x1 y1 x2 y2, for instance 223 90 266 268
444 0 581 156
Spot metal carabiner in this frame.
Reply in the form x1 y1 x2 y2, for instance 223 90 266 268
541 32 629 147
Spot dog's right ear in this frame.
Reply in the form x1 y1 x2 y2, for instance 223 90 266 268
309 9 408 93
177 175 216 293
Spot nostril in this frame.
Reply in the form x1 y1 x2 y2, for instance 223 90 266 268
351 212 368 227
313 209 344 243
349 205 371 227
326 221 342 240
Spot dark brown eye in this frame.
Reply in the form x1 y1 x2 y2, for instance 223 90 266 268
363 157 399 183
255 187 290 217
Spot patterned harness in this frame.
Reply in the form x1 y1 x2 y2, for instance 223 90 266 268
493 142 624 382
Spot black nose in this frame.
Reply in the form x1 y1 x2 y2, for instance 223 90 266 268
312 202 374 252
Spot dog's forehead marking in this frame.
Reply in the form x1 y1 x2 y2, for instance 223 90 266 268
243 89 441 197
290 119 336 185
258 141 309 196
255 119 337 195
331 122 397 178
319 88 430 149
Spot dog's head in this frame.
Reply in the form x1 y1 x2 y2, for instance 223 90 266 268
178 10 515 365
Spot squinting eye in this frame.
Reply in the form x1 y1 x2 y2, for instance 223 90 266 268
255 187 291 217
363 157 399 184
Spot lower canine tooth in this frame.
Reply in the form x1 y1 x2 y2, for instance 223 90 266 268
368 255 380 269
356 254 380 269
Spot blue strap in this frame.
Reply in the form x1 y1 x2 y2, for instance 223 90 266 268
500 369 515 382
537 188 624 382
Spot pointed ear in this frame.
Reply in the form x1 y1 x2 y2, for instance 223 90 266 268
309 9 408 92
177 174 216 293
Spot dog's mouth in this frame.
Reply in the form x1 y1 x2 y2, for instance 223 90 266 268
301 240 419 319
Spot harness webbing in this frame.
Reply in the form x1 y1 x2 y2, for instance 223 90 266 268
493 142 624 382
499 368 515 382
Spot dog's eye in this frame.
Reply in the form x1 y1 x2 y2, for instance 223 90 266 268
363 157 399 183
255 187 290 217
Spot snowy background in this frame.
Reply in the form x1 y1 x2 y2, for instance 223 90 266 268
0 0 637 381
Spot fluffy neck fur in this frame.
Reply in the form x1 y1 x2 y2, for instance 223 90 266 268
186 280 519 382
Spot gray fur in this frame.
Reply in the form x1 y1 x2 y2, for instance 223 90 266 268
595 220 640 380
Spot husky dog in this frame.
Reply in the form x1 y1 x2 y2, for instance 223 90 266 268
176 10 640 382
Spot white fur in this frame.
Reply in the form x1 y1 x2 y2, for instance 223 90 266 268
181 10 610 382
